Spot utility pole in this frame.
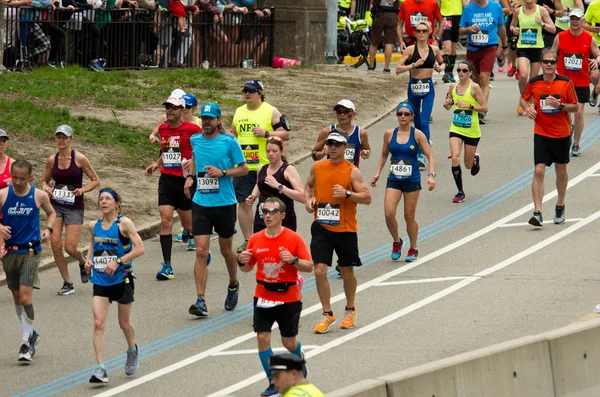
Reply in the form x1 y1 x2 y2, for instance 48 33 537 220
325 0 338 64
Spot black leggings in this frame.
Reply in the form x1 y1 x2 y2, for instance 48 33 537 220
43 23 65 63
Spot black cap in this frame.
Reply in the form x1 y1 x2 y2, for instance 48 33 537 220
269 353 305 373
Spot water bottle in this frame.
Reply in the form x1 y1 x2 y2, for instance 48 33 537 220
181 158 189 177
202 60 209 70
242 59 248 69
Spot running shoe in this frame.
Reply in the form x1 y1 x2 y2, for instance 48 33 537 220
206 251 212 266
515 71 520 80
89 366 108 383
429 116 433 123
571 144 581 157
471 153 481 176
590 90 598 107
186 238 196 251
497 65 505 73
497 56 505 68
340 307 357 329
79 260 89 284
181 229 191 243
442 73 451 83
18 343 32 362
528 211 543 227
517 104 525 116
29 330 40 358
314 313 336 334
297 275 304 300
478 113 486 125
57 282 74 296
554 205 565 225
175 227 184 242
224 280 240 311
507 66 517 77
391 239 403 261
595 303 600 314
452 192 466 203
189 296 209 317
405 248 419 262
383 68 391 73
125 344 139 376
448 74 456 83
261 383 280 397
156 263 174 280
90 61 105 72
490 71 494 81
417 154 427 169
236 239 249 254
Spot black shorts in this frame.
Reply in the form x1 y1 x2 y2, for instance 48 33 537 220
233 171 257 203
93 275 135 304
516 47 542 63
253 298 302 337
534 134 571 166
442 15 461 43
506 15 516 43
310 221 362 268
449 132 481 147
192 202 237 238
158 173 192 211
385 179 422 192
575 86 590 104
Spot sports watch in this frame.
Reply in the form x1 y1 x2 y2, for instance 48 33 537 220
292 256 299 265
278 184 284 192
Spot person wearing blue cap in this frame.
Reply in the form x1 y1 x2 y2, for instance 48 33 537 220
371 101 436 263
182 94 201 128
269 353 325 397
232 79 291 255
184 102 249 317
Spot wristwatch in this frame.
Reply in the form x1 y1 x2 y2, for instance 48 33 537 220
116 257 123 265
428 172 436 178
277 184 284 192
221 169 227 176
264 131 270 138
46 226 54 234
469 104 474 110
559 102 565 110
292 256 299 265
345 190 352 198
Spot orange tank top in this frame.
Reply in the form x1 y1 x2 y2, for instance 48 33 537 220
313 160 357 233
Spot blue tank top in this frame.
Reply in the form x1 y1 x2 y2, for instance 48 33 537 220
387 127 420 183
330 124 362 167
90 215 133 287
2 185 40 254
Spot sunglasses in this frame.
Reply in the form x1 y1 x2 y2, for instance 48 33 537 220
456 68 470 73
325 140 345 147
268 136 283 142
541 59 557 65
185 105 193 109
335 109 353 115
261 208 281 215
164 104 183 110
397 111 412 117
243 88 258 94
415 29 429 33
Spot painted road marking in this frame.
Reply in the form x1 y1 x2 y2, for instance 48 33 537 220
498 218 584 227
374 277 470 286
212 346 320 357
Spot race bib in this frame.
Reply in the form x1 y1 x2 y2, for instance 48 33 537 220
540 94 560 114
471 30 489 45
453 109 473 128
557 16 569 23
256 297 285 308
93 250 118 272
196 172 220 194
410 12 428 27
162 148 181 168
344 144 356 161
521 28 538 45
53 184 75 206
563 53 583 71
411 79 430 96
317 202 340 226
258 201 265 220
242 144 260 164
443 17 452 30
390 159 413 178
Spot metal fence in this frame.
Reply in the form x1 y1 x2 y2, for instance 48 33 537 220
2 6 275 70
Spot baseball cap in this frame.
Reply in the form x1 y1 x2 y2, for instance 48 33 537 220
269 353 305 374
0 129 9 140
325 131 348 143
333 99 356 112
200 102 222 118
163 96 185 108
569 8 584 18
243 80 264 91
55 125 73 137
170 88 186 98
182 94 198 108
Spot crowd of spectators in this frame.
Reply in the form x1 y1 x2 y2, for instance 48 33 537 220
2 0 274 70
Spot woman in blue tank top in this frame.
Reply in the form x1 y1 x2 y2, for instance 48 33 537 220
371 102 436 264
84 187 144 384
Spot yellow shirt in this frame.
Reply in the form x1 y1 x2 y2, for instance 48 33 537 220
232 102 275 172
585 0 600 45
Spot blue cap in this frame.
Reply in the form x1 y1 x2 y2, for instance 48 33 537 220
182 94 198 108
396 102 414 114
200 103 222 118
243 80 264 91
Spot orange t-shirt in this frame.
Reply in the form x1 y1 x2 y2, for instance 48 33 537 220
313 160 358 233
522 75 577 139
247 227 311 302
398 0 442 38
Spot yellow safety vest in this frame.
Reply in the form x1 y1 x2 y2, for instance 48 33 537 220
232 102 274 171
283 383 326 397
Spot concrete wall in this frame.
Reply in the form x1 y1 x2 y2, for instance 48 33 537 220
326 318 600 397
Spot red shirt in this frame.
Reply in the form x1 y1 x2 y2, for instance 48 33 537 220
556 30 593 88
247 227 311 302
159 121 201 177
522 75 577 138
398 0 442 38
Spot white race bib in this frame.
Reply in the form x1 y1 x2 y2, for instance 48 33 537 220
258 202 265 220
93 255 117 272
563 53 583 71
162 149 182 168
471 30 489 45
410 79 430 96
317 203 340 225
540 94 560 114
410 13 428 27
196 172 220 194
344 144 356 161
390 159 413 177
256 298 285 308
53 185 75 205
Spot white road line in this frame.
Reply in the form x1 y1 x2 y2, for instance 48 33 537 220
498 218 584 227
211 346 320 357
587 174 600 177
93 161 600 397
374 277 470 286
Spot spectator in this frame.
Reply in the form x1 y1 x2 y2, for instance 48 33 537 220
61 0 104 71
4 0 52 66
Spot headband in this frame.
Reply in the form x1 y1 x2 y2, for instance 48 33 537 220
99 189 119 202
397 102 415 114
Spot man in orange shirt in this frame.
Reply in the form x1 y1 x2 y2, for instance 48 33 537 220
305 131 372 334
397 0 444 51
237 197 313 397
520 48 578 227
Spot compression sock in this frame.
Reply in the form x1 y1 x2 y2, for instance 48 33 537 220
290 341 303 358
259 348 274 379
159 234 172 263
22 304 34 344
452 165 463 192
448 55 457 75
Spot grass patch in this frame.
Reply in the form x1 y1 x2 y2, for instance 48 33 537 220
341 81 357 88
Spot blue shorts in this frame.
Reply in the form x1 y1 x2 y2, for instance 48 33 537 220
386 179 421 192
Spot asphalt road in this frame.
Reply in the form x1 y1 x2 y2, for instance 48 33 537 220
3 69 600 397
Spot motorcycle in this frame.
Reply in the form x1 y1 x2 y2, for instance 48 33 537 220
337 9 373 68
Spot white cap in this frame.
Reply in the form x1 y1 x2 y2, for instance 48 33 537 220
333 100 356 112
55 125 73 137
170 89 186 98
326 132 348 143
569 8 584 18
163 96 185 108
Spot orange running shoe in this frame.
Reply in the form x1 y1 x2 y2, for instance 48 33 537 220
340 308 357 329
314 313 336 334
517 104 525 115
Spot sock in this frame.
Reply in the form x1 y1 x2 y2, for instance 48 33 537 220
448 55 456 75
345 307 355 311
98 363 106 370
259 348 274 379
324 311 333 316
22 304 34 344
229 280 239 288
127 345 137 353
15 304 23 322
159 234 172 264
452 165 463 192
290 341 303 358
443 54 449 73
197 294 205 300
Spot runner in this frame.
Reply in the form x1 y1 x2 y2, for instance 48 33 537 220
520 49 577 226
85 187 145 383
397 0 444 52
149 91 202 146
231 79 291 254
511 0 556 115
0 129 14 254
584 0 600 110
237 197 312 397
42 125 100 296
539 0 563 47
269 353 326 397
0 160 56 362
312 100 371 168
443 60 487 203
149 88 187 144
552 8 600 156
459 0 507 123
395 20 445 167
370 102 435 261
184 103 248 317
440 0 466 82
246 137 305 233
145 95 203 281
305 130 372 334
